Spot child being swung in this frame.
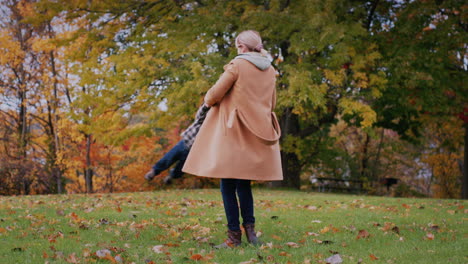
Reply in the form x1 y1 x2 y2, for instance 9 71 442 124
144 104 210 184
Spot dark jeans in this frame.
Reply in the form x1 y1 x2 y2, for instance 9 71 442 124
220 179 255 231
152 140 189 179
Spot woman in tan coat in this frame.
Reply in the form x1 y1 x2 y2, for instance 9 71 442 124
183 30 283 248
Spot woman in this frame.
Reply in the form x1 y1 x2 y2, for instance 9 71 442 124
182 30 283 248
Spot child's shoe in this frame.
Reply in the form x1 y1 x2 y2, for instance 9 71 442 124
144 169 156 181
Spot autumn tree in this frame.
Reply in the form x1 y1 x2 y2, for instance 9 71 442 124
0 0 51 194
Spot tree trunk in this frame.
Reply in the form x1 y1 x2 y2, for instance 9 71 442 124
462 123 468 199
55 167 63 194
370 128 385 180
360 132 370 180
278 107 301 189
85 134 93 193
49 41 64 194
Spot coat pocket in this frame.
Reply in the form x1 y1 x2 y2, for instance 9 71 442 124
228 109 281 144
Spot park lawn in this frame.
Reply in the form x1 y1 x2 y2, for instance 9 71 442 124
0 189 466 264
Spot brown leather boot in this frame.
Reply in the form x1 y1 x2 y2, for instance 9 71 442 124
214 229 242 249
243 224 260 245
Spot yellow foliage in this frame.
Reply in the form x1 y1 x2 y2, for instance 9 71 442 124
0 31 25 66
353 72 369 89
31 37 57 53
423 153 461 198
17 0 36 18
323 69 346 86
339 98 376 128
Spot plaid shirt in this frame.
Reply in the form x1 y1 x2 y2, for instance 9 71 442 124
181 104 211 148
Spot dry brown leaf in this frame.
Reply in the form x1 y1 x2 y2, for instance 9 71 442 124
426 233 435 240
190 254 203 260
320 226 330 234
271 234 282 240
356 229 370 239
382 222 394 232
66 253 79 263
369 254 379 260
285 242 300 248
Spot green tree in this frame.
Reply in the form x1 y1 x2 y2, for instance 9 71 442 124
370 0 467 197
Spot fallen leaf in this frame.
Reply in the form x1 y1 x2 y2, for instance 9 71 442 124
239 258 257 264
391 226 400 235
369 254 379 260
279 252 291 257
320 226 330 234
164 243 180 247
286 242 300 248
96 249 112 258
356 229 370 239
313 238 323 244
324 254 342 264
402 204 411 209
114 255 123 263
426 233 435 240
382 222 393 231
99 218 109 225
271 234 282 240
190 254 203 260
152 245 164 254
66 253 79 263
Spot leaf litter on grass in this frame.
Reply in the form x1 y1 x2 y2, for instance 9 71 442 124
0 190 467 263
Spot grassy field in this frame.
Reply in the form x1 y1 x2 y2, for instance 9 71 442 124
0 189 466 264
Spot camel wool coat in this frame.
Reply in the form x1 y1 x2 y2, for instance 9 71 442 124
182 53 283 181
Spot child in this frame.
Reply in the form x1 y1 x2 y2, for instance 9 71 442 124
144 104 210 184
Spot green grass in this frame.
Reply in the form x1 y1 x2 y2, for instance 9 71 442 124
0 189 466 263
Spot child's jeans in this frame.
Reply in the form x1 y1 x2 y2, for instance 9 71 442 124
220 179 255 231
152 140 190 179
